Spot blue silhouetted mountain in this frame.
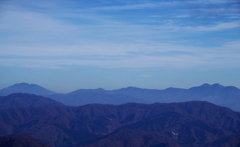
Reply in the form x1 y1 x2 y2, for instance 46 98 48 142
49 88 148 106
0 83 56 96
1 83 240 111
107 83 240 111
49 83 240 111
0 93 64 109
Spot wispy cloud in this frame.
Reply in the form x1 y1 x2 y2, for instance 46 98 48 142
184 21 240 32
0 0 239 70
91 2 174 11
1 40 240 69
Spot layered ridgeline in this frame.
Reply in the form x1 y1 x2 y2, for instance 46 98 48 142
0 94 239 147
0 83 240 111
0 93 64 110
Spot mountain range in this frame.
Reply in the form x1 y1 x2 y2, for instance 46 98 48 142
0 83 239 111
0 93 240 146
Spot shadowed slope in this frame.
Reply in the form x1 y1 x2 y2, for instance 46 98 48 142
0 134 51 147
0 93 64 110
0 101 239 146
80 129 181 147
206 133 240 147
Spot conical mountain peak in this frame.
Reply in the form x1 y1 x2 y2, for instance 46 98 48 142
0 83 56 96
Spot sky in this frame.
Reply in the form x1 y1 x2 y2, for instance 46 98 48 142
0 0 240 93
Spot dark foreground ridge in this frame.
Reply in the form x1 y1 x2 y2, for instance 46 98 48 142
0 93 64 110
0 94 239 147
0 134 51 147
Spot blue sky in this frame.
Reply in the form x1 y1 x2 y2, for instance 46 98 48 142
0 0 240 93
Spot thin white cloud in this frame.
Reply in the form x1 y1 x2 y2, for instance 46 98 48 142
222 40 240 51
1 40 240 69
91 0 238 11
157 21 240 32
91 2 172 11
175 15 191 18
185 21 240 32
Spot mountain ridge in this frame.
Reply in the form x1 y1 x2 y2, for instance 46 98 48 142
0 100 239 146
1 83 240 111
0 93 64 110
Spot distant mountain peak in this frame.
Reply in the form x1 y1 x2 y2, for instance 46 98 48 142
96 88 105 91
212 83 224 88
200 83 211 87
16 82 24 84
196 83 225 89
15 82 29 85
120 86 145 90
0 83 56 96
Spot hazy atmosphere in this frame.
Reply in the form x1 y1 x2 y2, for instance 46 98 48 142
0 0 240 93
